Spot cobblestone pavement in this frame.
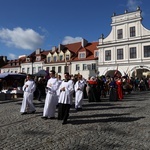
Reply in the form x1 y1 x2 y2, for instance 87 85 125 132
0 91 150 150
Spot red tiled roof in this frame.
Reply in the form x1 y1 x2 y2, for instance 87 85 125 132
0 40 99 68
64 42 82 53
72 41 98 61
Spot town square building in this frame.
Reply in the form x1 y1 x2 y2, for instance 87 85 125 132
98 7 150 78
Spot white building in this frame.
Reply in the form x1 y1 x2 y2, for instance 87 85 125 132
97 7 150 78
43 39 99 79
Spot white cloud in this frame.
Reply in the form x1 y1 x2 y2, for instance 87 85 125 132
8 53 17 59
38 26 49 36
0 27 44 50
61 36 82 45
127 0 142 11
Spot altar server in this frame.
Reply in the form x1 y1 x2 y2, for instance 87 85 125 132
41 70 59 119
74 75 85 111
20 74 36 115
57 72 74 124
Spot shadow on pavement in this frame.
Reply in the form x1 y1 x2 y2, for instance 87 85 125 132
0 99 21 104
70 113 130 119
70 116 145 125
73 106 136 111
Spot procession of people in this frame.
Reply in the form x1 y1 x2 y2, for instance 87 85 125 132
0 70 149 125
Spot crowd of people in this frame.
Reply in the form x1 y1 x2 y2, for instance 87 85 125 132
1 70 150 125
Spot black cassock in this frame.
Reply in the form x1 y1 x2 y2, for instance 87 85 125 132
88 83 98 102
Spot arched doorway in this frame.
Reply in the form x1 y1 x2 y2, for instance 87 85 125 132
105 70 122 77
131 66 150 78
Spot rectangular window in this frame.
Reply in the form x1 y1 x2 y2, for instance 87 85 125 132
130 26 136 37
79 52 86 59
38 66 42 71
53 56 57 62
76 64 80 71
33 67 36 74
52 67 55 71
130 47 136 58
58 66 61 73
117 29 123 39
83 64 87 70
65 55 69 61
22 68 25 73
94 50 99 57
59 55 63 61
91 63 96 70
117 49 123 60
144 46 150 57
47 57 51 62
27 68 30 74
26 58 30 62
64 66 68 72
105 50 111 61
87 64 91 70
36 56 41 61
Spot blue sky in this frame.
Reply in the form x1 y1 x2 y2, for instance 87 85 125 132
0 0 150 60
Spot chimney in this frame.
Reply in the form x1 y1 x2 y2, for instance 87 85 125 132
58 44 64 52
82 38 88 47
3 56 7 62
36 48 41 54
52 46 57 52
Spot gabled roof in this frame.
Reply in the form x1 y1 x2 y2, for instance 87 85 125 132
72 41 99 61
63 42 82 53
0 40 99 68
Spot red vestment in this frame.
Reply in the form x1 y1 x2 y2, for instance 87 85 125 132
116 80 123 100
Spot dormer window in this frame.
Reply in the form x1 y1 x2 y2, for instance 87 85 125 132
36 56 41 61
53 56 57 62
26 57 30 62
79 52 86 59
59 55 63 61
65 55 69 61
47 57 51 62
94 50 99 57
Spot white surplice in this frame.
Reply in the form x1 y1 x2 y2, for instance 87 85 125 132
58 80 74 105
20 80 36 113
56 79 62 104
74 80 85 109
43 77 59 118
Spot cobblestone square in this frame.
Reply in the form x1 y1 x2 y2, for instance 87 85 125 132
0 91 150 150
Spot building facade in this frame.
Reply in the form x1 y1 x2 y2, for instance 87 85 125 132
1 39 99 79
98 7 150 78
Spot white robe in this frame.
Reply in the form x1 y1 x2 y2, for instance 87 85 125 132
43 77 59 117
20 80 36 113
56 79 63 103
58 80 74 105
74 80 85 108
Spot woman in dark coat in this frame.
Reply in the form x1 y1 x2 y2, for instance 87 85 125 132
109 77 118 101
